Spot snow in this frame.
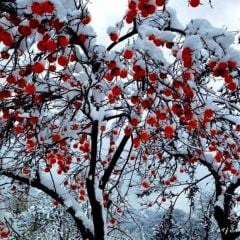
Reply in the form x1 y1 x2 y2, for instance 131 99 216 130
215 194 224 210
39 170 94 233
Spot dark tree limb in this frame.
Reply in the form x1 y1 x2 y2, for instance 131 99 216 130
86 120 105 240
99 135 130 190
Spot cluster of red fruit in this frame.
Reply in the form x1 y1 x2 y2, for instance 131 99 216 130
208 60 238 91
31 1 55 15
44 150 73 175
126 0 165 24
125 0 200 24
182 47 193 68
104 60 128 82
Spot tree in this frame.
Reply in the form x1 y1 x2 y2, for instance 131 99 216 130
0 0 239 239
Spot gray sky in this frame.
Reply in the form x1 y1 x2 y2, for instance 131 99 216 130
89 0 240 44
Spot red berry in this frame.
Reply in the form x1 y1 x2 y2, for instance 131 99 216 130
14 126 24 134
120 69 128 78
156 0 165 6
1 231 10 238
18 25 32 37
52 134 61 142
110 32 118 42
164 125 175 138
58 36 69 47
46 39 57 51
123 49 133 59
42 1 55 13
189 0 200 7
32 62 44 73
112 86 121 96
140 131 149 142
31 2 44 15
58 56 68 66
53 200 59 206
0 32 13 47
25 84 36 94
29 18 39 29
6 75 16 84
79 34 87 43
82 15 91 25
142 179 150 189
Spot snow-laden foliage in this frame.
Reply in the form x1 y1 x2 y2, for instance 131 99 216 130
0 0 239 239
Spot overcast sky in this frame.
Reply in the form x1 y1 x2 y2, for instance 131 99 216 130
89 0 240 44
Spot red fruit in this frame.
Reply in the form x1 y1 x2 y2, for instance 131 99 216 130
110 32 119 42
189 0 200 7
215 152 222 162
22 167 30 175
31 2 44 15
49 65 56 72
204 109 214 120
104 72 113 81
140 131 149 142
6 75 16 84
164 125 175 138
231 168 238 175
52 134 61 142
1 231 10 238
79 34 87 43
164 180 171 186
142 179 150 189
130 118 139 127
18 25 32 37
42 1 55 13
82 15 91 25
128 1 137 9
79 189 86 195
166 42 173 49
156 0 165 6
58 36 69 47
163 88 172 97
120 69 128 78
133 137 140 148
154 38 162 46
228 82 237 91
162 196 167 202
14 126 24 134
126 10 136 24
1 51 10 59
124 127 132 136
79 195 85 201
32 62 44 73
44 167 50 172
0 90 11 99
37 40 47 51
46 39 57 51
146 117 156 125
112 86 121 96
123 49 133 59
53 200 59 206
25 84 36 94
228 60 237 70
29 18 39 29
182 71 192 81
109 218 116 225
0 32 13 47
58 56 68 66
187 119 198 130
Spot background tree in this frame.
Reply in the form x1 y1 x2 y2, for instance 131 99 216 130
0 0 239 239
